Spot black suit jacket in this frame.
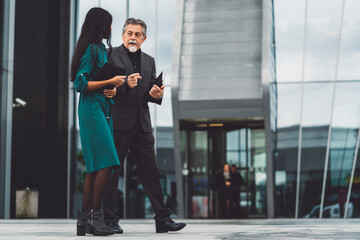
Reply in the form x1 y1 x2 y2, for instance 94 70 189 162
109 44 162 133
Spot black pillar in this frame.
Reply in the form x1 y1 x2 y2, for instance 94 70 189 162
11 0 71 218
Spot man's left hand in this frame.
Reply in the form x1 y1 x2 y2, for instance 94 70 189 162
103 87 116 98
149 85 165 99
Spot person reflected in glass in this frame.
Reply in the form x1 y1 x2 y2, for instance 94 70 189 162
217 163 232 218
70 7 125 236
230 164 243 218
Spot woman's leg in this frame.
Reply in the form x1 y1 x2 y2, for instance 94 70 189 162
92 167 111 209
82 172 96 212
77 172 96 236
86 167 114 236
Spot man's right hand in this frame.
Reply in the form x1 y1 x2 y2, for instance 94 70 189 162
127 73 142 88
111 75 126 87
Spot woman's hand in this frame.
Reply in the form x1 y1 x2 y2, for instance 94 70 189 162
111 75 125 87
103 87 116 98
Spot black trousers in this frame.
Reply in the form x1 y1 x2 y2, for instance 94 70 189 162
103 117 170 223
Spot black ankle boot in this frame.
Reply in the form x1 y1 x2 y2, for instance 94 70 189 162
86 209 114 236
76 210 89 236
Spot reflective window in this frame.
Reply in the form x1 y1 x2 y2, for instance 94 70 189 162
273 83 301 217
274 0 360 219
225 128 266 217
323 82 360 218
304 0 344 81
274 0 306 82
153 87 173 127
189 131 208 218
298 83 333 218
0 0 4 217
0 0 3 153
337 0 360 80
349 145 360 218
249 129 267 215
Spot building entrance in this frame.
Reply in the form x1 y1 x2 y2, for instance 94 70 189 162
181 120 267 218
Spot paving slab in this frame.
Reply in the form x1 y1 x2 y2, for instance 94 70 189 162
1 219 360 239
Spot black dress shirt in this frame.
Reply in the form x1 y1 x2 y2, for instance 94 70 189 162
125 47 141 74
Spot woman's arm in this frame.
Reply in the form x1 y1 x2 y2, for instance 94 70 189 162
87 76 125 91
74 44 124 93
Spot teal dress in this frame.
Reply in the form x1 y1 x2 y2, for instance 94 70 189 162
74 43 120 173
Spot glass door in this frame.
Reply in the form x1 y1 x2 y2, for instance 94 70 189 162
185 122 266 219
189 131 209 218
225 127 267 218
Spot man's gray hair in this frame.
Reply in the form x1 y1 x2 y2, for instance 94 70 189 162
122 18 147 38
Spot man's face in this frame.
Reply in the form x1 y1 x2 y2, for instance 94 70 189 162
224 164 229 172
231 166 236 173
122 24 146 52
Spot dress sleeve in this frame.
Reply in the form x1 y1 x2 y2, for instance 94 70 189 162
74 45 97 94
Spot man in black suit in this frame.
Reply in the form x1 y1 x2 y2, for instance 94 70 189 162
102 18 186 234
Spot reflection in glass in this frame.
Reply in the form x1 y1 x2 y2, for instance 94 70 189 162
225 127 266 217
304 0 343 81
226 130 238 151
274 0 306 82
298 83 333 218
337 0 360 81
0 0 3 157
273 83 301 217
189 131 208 218
155 87 173 127
323 82 360 218
249 129 267 215
349 144 360 218
226 152 238 167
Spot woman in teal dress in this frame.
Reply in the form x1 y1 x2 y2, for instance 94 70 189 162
70 8 125 236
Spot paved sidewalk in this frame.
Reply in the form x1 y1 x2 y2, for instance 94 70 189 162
0 219 360 239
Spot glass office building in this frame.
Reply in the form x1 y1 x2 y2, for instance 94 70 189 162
171 0 360 219
1 0 360 220
273 0 360 218
171 0 275 218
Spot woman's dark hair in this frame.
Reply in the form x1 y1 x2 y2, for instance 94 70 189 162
70 7 113 81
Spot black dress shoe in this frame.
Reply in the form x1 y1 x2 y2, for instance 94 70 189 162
156 219 186 233
108 222 123 234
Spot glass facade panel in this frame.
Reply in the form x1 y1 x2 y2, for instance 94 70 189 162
129 0 156 57
298 83 333 218
0 0 3 150
323 82 360 218
274 83 301 217
304 0 343 82
225 128 267 217
226 151 239 167
274 0 360 219
249 129 267 216
349 145 360 218
274 0 306 82
189 131 208 218
0 0 4 218
337 0 360 81
226 130 239 151
155 87 173 127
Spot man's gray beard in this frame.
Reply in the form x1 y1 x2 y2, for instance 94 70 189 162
129 45 138 53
